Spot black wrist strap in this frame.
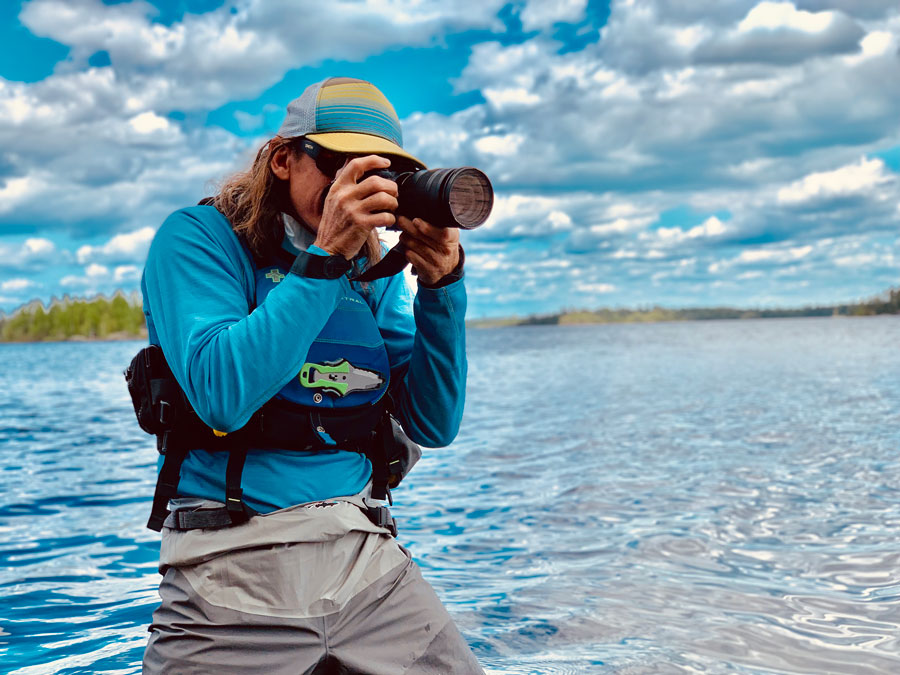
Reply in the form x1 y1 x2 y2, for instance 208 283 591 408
353 244 465 286
291 250 352 279
352 244 409 282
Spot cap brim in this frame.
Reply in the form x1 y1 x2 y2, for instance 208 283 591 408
306 132 426 169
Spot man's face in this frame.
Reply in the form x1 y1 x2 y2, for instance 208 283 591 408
282 147 333 233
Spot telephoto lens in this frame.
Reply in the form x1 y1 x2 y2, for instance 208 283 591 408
365 167 494 229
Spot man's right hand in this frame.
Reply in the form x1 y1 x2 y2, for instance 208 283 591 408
313 155 399 260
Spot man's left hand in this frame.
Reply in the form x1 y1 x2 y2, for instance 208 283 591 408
395 216 460 286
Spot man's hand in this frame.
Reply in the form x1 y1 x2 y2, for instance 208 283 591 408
395 216 460 286
314 155 399 259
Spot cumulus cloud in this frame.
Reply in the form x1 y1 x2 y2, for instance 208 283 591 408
574 281 616 294
1 278 37 291
60 262 110 287
113 264 141 282
20 0 507 111
76 226 156 264
1 0 509 234
0 237 59 271
777 157 895 205
650 216 730 245
695 2 866 65
520 0 588 31
2 0 900 315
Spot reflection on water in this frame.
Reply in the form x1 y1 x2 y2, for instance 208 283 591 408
2 317 899 673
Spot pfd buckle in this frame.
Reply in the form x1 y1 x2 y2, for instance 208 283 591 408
158 399 175 427
366 505 397 537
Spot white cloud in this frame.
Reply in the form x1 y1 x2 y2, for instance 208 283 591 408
777 158 894 205
859 30 894 56
833 253 878 267
739 2 836 34
76 226 156 264
474 134 525 156
114 264 141 282
696 3 864 65
520 0 588 31
650 216 729 244
0 238 58 271
0 176 42 214
86 263 109 278
20 0 507 112
467 252 504 272
1 278 36 291
479 193 576 238
60 263 110 288
129 111 171 134
575 282 616 294
24 238 55 256
690 216 727 238
0 0 513 234
738 245 813 263
482 87 541 108
3 0 900 315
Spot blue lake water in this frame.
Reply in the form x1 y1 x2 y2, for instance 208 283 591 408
2 317 900 674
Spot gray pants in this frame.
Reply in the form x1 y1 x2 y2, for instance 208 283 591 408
143 501 483 674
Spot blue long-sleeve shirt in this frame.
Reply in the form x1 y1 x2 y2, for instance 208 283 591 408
141 205 467 512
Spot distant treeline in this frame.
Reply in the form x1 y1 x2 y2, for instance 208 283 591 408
470 288 900 328
0 294 146 342
2 288 898 341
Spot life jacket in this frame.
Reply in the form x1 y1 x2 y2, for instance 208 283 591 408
126 226 418 534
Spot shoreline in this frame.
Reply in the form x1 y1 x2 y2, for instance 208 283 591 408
467 310 897 329
0 330 147 344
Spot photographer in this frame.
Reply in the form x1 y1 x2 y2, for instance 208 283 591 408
139 77 482 673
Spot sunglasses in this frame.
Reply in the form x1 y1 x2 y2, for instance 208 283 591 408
293 138 355 178
294 137 419 178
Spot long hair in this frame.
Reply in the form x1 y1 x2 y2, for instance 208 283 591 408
212 137 383 268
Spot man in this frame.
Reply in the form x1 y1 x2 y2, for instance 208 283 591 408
139 77 482 673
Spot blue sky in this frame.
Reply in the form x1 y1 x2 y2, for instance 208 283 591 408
0 0 898 319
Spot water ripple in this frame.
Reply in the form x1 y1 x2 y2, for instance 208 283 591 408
3 320 900 672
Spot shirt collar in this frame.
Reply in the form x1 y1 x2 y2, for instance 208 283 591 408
282 212 316 255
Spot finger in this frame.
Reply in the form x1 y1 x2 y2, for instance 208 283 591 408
402 245 453 285
406 217 458 248
363 211 396 229
398 232 448 267
393 215 416 236
358 191 399 215
355 174 399 199
336 154 391 184
401 240 437 270
420 217 459 243
356 202 398 230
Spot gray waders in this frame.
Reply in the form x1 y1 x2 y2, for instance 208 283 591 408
142 495 484 674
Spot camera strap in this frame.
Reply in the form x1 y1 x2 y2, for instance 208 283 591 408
352 243 408 282
353 243 465 287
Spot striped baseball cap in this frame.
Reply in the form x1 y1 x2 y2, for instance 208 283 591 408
276 77 425 169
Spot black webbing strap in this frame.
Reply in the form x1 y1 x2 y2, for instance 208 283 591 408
365 413 394 503
225 447 255 525
169 500 397 536
365 505 398 537
170 507 234 530
162 399 386 455
147 431 188 532
352 243 408 282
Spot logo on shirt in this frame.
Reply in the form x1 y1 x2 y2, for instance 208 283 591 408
266 269 285 283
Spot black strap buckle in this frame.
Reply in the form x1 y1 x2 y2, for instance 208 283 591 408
366 505 397 537
158 399 174 427
224 447 251 526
